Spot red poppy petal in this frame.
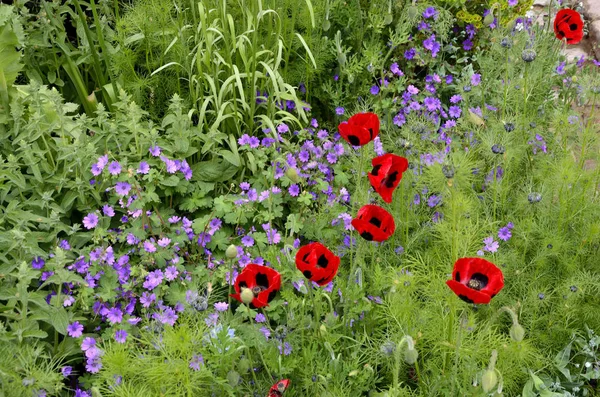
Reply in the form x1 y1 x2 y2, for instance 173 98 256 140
554 9 584 45
446 280 492 304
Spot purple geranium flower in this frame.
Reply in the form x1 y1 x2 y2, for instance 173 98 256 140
115 182 131 196
67 321 84 338
149 146 161 156
82 213 99 230
108 161 121 175
114 330 127 343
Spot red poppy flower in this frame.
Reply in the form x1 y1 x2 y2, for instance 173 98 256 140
553 9 584 45
268 379 290 397
338 112 380 146
230 264 281 308
351 204 395 242
295 242 340 286
446 257 504 304
368 154 409 203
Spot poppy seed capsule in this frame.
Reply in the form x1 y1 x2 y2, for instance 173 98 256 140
240 288 254 305
528 192 542 203
500 37 512 48
226 244 238 259
522 49 537 62
491 144 505 154
442 165 454 179
483 12 495 26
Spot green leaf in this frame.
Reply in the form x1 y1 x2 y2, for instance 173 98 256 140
191 159 239 182
160 175 180 187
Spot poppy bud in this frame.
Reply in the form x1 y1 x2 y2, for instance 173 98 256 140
483 12 494 26
491 144 505 154
240 287 254 305
319 324 328 337
527 192 542 203
227 370 240 387
407 5 418 18
226 244 238 259
442 165 454 179
348 369 360 376
521 49 537 62
238 358 251 373
509 324 525 342
338 52 346 66
285 167 300 183
404 337 418 364
322 18 331 31
384 13 393 25
500 37 512 48
482 369 498 392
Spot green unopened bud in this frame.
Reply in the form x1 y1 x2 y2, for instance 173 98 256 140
483 12 495 26
226 244 238 259
509 324 525 342
240 288 254 305
482 369 498 392
338 53 347 66
384 13 393 25
407 5 418 19
285 167 300 183
322 18 331 31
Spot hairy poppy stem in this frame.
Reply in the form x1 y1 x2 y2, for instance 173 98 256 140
450 308 467 396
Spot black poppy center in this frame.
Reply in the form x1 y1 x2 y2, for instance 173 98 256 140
383 171 398 188
569 23 578 31
317 254 329 268
368 127 374 140
348 135 360 146
254 273 269 290
360 231 373 241
372 164 382 176
369 217 382 228
466 273 488 291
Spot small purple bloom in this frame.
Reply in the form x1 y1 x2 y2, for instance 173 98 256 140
214 302 229 312
370 85 380 95
255 313 266 323
108 161 121 175
114 330 127 343
61 366 72 377
115 182 131 196
189 354 204 371
67 321 84 338
335 107 345 115
498 226 512 241
149 146 161 156
82 213 99 230
483 237 499 253
138 161 150 174
32 257 45 269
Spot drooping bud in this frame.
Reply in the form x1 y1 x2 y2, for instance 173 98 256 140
384 13 393 25
285 167 300 183
319 324 328 337
483 11 495 26
509 323 525 342
237 358 251 373
226 370 240 387
404 336 418 364
240 288 254 305
226 244 238 259
322 18 331 31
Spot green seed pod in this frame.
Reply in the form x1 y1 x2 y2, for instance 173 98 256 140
226 244 238 259
240 288 254 305
482 369 498 392
509 324 525 342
